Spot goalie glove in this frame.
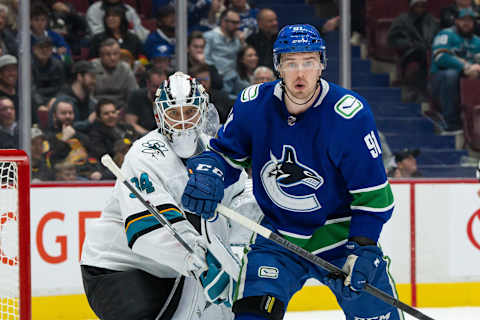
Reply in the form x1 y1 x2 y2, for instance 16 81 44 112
199 251 236 307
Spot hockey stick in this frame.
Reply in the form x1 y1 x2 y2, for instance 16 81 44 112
100 154 207 274
216 204 435 320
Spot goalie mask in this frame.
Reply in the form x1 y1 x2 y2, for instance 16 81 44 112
154 72 208 158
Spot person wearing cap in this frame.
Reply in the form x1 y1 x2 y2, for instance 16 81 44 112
144 4 175 61
91 38 138 110
86 0 148 42
30 126 53 182
32 35 66 112
440 0 480 35
430 7 480 134
0 54 17 112
56 60 97 132
0 95 17 148
88 5 143 60
387 0 439 102
149 44 174 74
388 149 422 178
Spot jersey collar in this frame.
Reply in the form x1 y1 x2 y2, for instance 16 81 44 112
273 78 330 108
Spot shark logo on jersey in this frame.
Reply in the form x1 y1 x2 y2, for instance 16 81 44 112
141 140 169 159
260 145 323 212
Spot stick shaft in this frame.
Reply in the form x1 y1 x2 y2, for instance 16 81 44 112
216 204 435 320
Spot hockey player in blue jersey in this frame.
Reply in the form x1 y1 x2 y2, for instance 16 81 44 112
182 24 402 320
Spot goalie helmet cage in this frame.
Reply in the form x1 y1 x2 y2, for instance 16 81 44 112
0 150 31 320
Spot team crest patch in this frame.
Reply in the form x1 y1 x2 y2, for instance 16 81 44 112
141 140 169 159
334 95 363 119
258 266 279 279
240 84 261 102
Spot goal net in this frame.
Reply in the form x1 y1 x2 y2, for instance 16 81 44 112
0 150 31 320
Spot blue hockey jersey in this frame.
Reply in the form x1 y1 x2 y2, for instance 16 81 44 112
209 79 394 256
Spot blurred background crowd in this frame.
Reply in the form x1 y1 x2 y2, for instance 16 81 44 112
1 0 480 181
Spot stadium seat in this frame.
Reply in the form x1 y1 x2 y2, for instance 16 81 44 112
142 18 157 32
123 0 139 11
427 0 453 19
37 109 49 130
460 78 480 151
365 0 409 62
138 0 153 18
69 0 90 14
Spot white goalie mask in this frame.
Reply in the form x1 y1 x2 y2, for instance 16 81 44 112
154 72 209 158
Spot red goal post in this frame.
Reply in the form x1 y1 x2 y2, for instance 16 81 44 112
0 150 31 320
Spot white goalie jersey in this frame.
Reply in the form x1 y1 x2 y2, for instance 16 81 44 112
81 130 254 279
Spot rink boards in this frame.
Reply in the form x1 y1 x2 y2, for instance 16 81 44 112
24 180 480 319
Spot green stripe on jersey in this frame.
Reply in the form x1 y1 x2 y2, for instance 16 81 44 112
350 183 394 211
227 156 251 169
280 218 350 253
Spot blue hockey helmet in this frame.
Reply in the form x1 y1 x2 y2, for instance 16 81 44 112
273 24 327 72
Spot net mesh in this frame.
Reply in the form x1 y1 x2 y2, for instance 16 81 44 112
0 161 19 320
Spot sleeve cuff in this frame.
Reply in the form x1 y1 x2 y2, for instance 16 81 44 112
348 213 385 243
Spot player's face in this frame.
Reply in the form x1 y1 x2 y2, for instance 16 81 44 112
164 105 201 131
99 103 119 127
279 52 323 100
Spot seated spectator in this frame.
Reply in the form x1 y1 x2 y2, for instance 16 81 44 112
388 148 422 178
252 66 276 84
187 31 223 90
204 9 244 78
86 0 148 42
188 0 223 32
30 2 72 63
46 0 88 59
92 38 139 110
89 5 143 59
223 45 259 99
149 44 174 74
89 98 137 160
0 0 18 31
31 126 53 181
440 0 480 35
230 0 259 39
246 8 278 70
387 0 440 102
0 96 17 148
45 97 102 180
101 136 133 180
125 68 166 136
32 36 66 111
430 8 480 134
0 4 17 56
56 60 97 132
190 63 234 124
144 5 176 61
0 54 18 112
54 161 81 181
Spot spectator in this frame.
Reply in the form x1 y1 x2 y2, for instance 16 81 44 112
30 2 72 63
440 0 480 35
32 36 66 111
92 38 139 110
229 0 259 39
252 65 275 84
0 55 18 112
112 137 132 169
86 0 148 42
89 98 137 160
46 0 89 59
246 8 278 70
125 68 166 136
56 60 97 131
188 0 224 32
54 161 80 181
204 9 244 77
0 4 17 56
0 96 17 148
144 5 176 61
388 148 422 177
89 5 143 59
190 63 234 124
0 0 18 31
149 44 174 74
45 97 102 180
430 8 480 134
387 0 440 102
31 126 53 181
187 31 223 90
223 45 259 99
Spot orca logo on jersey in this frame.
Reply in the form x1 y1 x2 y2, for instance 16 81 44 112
261 145 323 212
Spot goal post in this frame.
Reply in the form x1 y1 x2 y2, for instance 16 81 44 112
0 150 31 320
